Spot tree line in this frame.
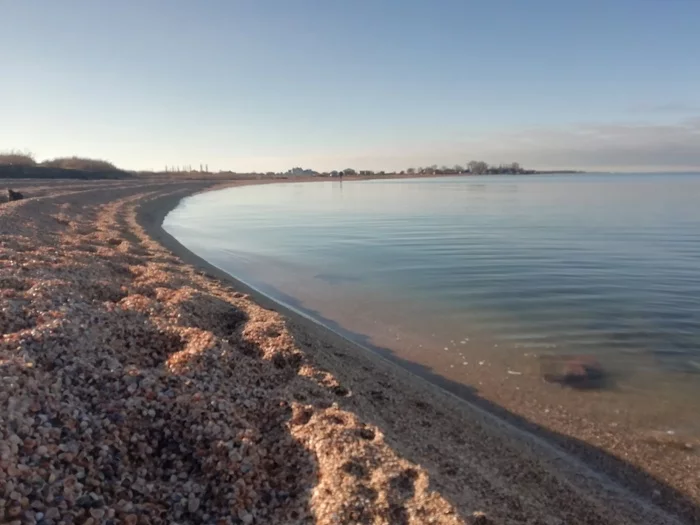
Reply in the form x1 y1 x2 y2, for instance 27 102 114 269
281 161 538 178
406 161 532 175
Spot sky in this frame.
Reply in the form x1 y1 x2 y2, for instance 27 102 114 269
1 0 699 173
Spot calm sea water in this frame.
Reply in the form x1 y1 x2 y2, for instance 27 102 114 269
165 174 700 418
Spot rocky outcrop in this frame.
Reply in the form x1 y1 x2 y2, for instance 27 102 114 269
6 188 24 201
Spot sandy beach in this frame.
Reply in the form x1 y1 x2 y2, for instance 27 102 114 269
0 177 696 524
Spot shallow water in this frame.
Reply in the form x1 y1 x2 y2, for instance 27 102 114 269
165 174 700 432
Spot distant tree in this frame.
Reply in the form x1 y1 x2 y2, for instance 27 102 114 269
407 167 416 174
454 164 464 173
343 168 357 176
468 160 489 174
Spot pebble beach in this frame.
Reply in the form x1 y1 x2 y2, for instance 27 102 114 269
0 178 695 524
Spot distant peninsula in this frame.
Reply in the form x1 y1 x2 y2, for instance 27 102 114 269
275 162 584 178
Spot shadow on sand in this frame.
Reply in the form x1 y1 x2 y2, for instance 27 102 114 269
140 190 699 523
252 284 700 524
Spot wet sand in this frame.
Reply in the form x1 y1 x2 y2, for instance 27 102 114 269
0 177 696 524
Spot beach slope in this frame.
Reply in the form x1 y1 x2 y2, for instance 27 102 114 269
0 179 688 524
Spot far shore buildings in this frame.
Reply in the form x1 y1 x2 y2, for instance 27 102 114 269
285 167 319 177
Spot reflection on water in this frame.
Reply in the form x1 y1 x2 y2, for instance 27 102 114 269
165 173 700 433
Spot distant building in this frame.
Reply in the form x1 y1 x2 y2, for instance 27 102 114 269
286 167 319 177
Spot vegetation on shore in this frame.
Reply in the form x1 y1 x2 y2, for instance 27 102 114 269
0 150 36 167
40 156 118 172
0 150 119 172
278 161 581 178
1 149 582 178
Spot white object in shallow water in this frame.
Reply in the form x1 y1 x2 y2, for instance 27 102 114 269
507 370 522 375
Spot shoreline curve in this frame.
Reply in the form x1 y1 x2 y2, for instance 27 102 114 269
0 176 694 524
139 179 691 523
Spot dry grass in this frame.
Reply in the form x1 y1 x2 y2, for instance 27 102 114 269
0 150 36 167
41 156 118 172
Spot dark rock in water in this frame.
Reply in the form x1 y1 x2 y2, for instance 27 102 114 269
541 355 606 389
470 512 494 524
7 189 24 201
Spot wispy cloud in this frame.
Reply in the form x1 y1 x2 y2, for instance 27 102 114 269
324 116 700 173
626 102 700 114
207 116 700 173
478 117 700 171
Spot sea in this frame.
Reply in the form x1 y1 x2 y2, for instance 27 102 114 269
164 173 700 437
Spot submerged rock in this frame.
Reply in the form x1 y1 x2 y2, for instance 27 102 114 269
540 355 606 389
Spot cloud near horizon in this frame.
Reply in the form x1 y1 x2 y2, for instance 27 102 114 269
461 116 700 172
626 102 700 114
264 115 700 173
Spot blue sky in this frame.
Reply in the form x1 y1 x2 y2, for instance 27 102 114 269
1 0 699 172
